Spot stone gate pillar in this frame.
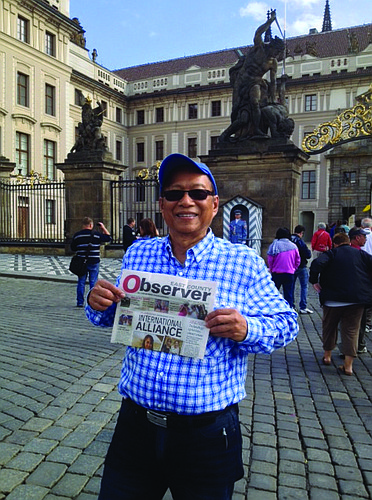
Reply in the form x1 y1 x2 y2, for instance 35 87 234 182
56 152 127 252
201 143 309 257
0 156 16 180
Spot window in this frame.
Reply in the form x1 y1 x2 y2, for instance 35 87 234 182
188 137 197 158
137 109 145 125
155 140 164 161
74 89 82 106
210 136 219 150
44 140 56 179
305 94 317 112
45 32 56 56
17 72 29 107
302 171 316 199
45 84 55 116
101 101 107 117
17 16 29 43
137 142 145 162
45 199 56 224
343 171 356 185
116 107 122 123
211 101 221 117
188 103 198 119
156 107 164 123
16 132 30 175
116 140 122 161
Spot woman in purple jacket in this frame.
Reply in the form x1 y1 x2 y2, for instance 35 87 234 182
267 227 301 309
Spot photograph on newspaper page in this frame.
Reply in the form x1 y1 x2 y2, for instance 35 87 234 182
111 270 217 359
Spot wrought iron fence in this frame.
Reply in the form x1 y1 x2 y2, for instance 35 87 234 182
0 180 66 243
111 178 167 245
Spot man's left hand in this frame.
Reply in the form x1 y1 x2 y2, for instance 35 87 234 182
205 309 247 342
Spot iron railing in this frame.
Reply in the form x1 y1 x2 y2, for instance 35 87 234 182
111 178 167 245
0 180 66 243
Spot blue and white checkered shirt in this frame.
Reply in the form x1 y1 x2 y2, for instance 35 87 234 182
86 230 298 414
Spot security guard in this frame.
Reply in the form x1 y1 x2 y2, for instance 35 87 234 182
229 210 247 244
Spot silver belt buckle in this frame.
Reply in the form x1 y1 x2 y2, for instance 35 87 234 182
147 410 168 428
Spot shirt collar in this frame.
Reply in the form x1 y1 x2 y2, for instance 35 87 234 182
164 228 214 264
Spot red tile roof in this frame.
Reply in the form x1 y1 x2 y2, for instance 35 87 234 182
114 24 372 82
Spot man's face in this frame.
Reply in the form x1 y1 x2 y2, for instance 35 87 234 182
235 213 241 219
159 170 219 243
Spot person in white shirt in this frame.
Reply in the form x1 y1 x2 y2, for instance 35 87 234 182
360 218 372 340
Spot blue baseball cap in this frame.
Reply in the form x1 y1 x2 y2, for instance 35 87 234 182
159 153 218 195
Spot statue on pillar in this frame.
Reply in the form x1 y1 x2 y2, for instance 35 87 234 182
70 94 107 154
219 10 294 143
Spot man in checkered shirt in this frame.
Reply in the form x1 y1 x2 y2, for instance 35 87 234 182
87 153 298 500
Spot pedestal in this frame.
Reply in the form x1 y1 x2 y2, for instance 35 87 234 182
56 156 127 248
200 142 309 256
0 156 16 180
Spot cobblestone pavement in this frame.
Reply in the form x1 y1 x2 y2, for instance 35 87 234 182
1 255 372 499
0 254 122 282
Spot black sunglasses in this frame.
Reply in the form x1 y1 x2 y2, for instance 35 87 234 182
162 189 215 201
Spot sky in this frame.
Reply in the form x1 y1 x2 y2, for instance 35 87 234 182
70 0 371 71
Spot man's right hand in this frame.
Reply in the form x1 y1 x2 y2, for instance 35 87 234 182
88 279 125 311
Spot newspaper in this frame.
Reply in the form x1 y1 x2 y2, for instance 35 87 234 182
111 270 217 359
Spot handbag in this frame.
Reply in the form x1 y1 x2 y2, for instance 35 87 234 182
69 254 88 277
69 231 94 277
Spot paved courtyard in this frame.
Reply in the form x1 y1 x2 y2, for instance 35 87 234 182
1 255 372 499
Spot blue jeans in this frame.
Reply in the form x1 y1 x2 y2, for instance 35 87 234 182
271 272 295 308
98 398 243 500
294 266 309 310
76 263 99 306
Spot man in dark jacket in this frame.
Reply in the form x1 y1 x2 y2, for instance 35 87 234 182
291 225 313 314
123 218 136 251
309 232 372 375
71 217 111 307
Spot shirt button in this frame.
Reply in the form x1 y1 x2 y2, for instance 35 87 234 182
159 372 164 377
178 271 183 276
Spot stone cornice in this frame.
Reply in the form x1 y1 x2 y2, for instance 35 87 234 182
40 122 62 132
12 113 37 124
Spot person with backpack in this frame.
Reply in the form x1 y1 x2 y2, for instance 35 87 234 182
291 225 313 314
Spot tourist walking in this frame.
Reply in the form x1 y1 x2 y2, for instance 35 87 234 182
71 217 111 307
291 225 313 314
267 227 300 309
310 232 372 375
311 222 332 258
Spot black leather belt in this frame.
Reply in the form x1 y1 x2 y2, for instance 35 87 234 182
127 398 238 429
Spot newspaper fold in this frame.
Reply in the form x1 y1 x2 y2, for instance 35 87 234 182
111 270 217 359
